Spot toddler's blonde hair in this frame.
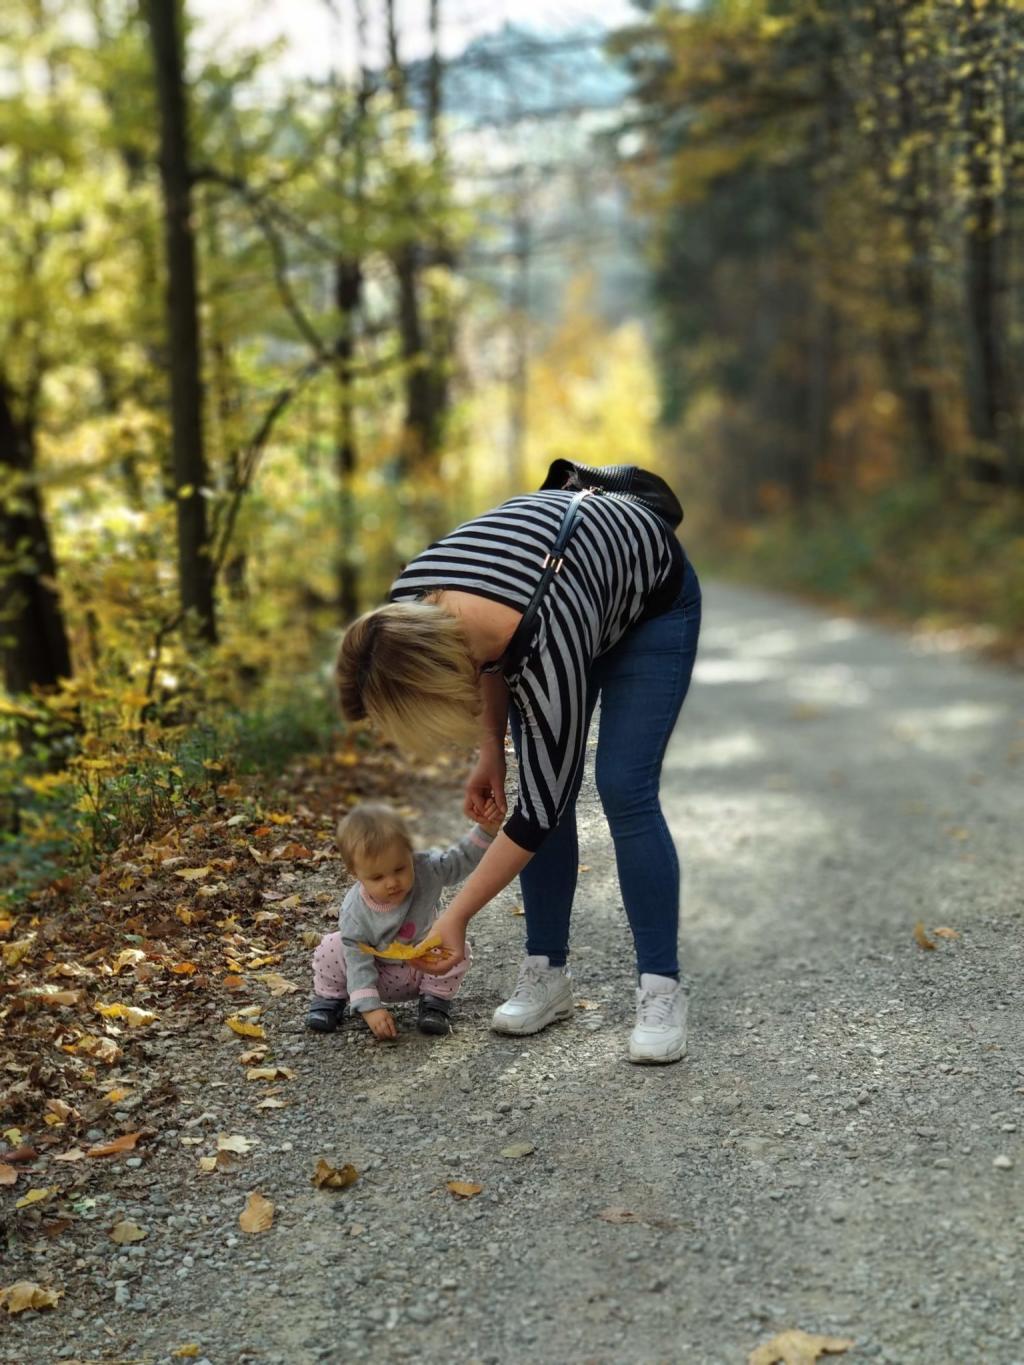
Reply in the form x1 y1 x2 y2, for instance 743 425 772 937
335 802 413 874
334 601 481 756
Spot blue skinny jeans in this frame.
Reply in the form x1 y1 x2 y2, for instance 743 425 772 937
509 559 702 977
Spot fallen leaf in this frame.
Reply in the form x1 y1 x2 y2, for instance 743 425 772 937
198 1156 218 1174
933 926 960 939
246 1066 296 1082
3 1127 24 1145
86 1132 141 1158
172 1347 202 1359
447 1180 483 1199
266 811 293 825
508 904 525 916
575 1000 600 1011
44 1100 75 1123
94 1002 158 1027
0 1281 62 1313
597 1206 640 1224
15 1187 56 1209
110 1220 147 1244
170 962 198 975
913 921 937 951
274 842 312 860
222 974 246 990
238 1190 274 1233
74 1035 122 1064
175 866 212 881
36 989 82 1008
102 1087 134 1104
217 1133 258 1155
359 933 443 962
2 938 34 968
235 1004 263 1019
226 1015 265 1039
52 1148 87 1163
0 1164 17 1185
257 972 299 996
112 948 146 973
256 1097 288 1110
300 930 322 949
499 1142 535 1159
312 1158 358 1190
238 1046 268 1065
747 1328 855 1365
577 863 591 873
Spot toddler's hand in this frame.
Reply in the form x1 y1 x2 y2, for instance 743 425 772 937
362 1007 397 1040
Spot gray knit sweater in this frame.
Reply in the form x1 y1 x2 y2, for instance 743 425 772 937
339 825 495 1013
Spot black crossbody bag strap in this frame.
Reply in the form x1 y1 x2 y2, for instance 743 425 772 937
483 489 596 677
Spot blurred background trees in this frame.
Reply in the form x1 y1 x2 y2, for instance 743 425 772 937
2 0 1022 891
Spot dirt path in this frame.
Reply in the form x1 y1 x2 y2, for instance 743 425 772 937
4 581 1023 1365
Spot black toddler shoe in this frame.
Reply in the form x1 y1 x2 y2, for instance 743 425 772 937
417 995 452 1036
306 1000 347 1033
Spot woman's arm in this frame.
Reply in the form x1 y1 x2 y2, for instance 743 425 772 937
465 672 510 821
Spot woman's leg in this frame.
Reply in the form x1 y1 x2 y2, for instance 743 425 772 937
593 561 702 977
509 704 596 966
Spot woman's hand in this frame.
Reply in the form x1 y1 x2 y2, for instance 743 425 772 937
464 749 507 824
412 908 467 976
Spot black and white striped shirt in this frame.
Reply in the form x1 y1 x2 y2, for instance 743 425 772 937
390 491 685 851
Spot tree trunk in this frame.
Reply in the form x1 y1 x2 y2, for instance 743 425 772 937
146 0 217 643
962 1 1021 485
0 381 72 694
335 256 362 622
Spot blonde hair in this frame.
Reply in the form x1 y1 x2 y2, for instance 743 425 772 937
336 802 413 873
335 601 481 756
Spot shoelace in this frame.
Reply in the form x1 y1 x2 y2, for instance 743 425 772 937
511 964 548 1000
637 989 677 1028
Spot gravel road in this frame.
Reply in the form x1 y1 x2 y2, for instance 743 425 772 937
5 580 1023 1365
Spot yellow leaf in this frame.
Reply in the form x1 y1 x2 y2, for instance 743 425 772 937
2 938 34 968
238 1191 274 1234
747 1328 855 1365
198 1156 218 1174
3 1128 23 1146
15 1187 56 1209
238 1046 268 1065
266 811 293 825
933 926 960 940
102 1088 133 1104
175 866 212 882
172 1347 202 1360
94 1002 157 1028
301 930 322 949
312 1158 358 1190
226 1015 265 1039
913 921 937 951
358 933 443 962
74 1035 122 1064
235 1004 263 1019
509 904 525 916
248 954 282 969
447 1180 483 1199
0 1281 62 1313
246 1066 295 1082
170 961 198 974
112 948 146 973
110 1220 147 1244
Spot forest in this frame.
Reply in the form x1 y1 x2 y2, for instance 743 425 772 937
2 0 1023 905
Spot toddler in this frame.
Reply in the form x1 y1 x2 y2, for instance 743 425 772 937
306 802 499 1039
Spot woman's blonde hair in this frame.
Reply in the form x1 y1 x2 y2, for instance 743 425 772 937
335 601 481 756
336 802 413 873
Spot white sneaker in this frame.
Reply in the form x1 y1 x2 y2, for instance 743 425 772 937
629 973 688 1064
491 955 573 1035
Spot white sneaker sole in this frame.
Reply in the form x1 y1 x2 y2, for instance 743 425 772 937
490 1001 573 1036
629 1039 688 1065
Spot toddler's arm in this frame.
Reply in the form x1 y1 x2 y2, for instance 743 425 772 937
427 823 497 890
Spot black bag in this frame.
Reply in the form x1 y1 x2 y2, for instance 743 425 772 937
539 459 684 530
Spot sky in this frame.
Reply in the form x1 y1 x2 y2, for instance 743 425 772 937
188 0 639 80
